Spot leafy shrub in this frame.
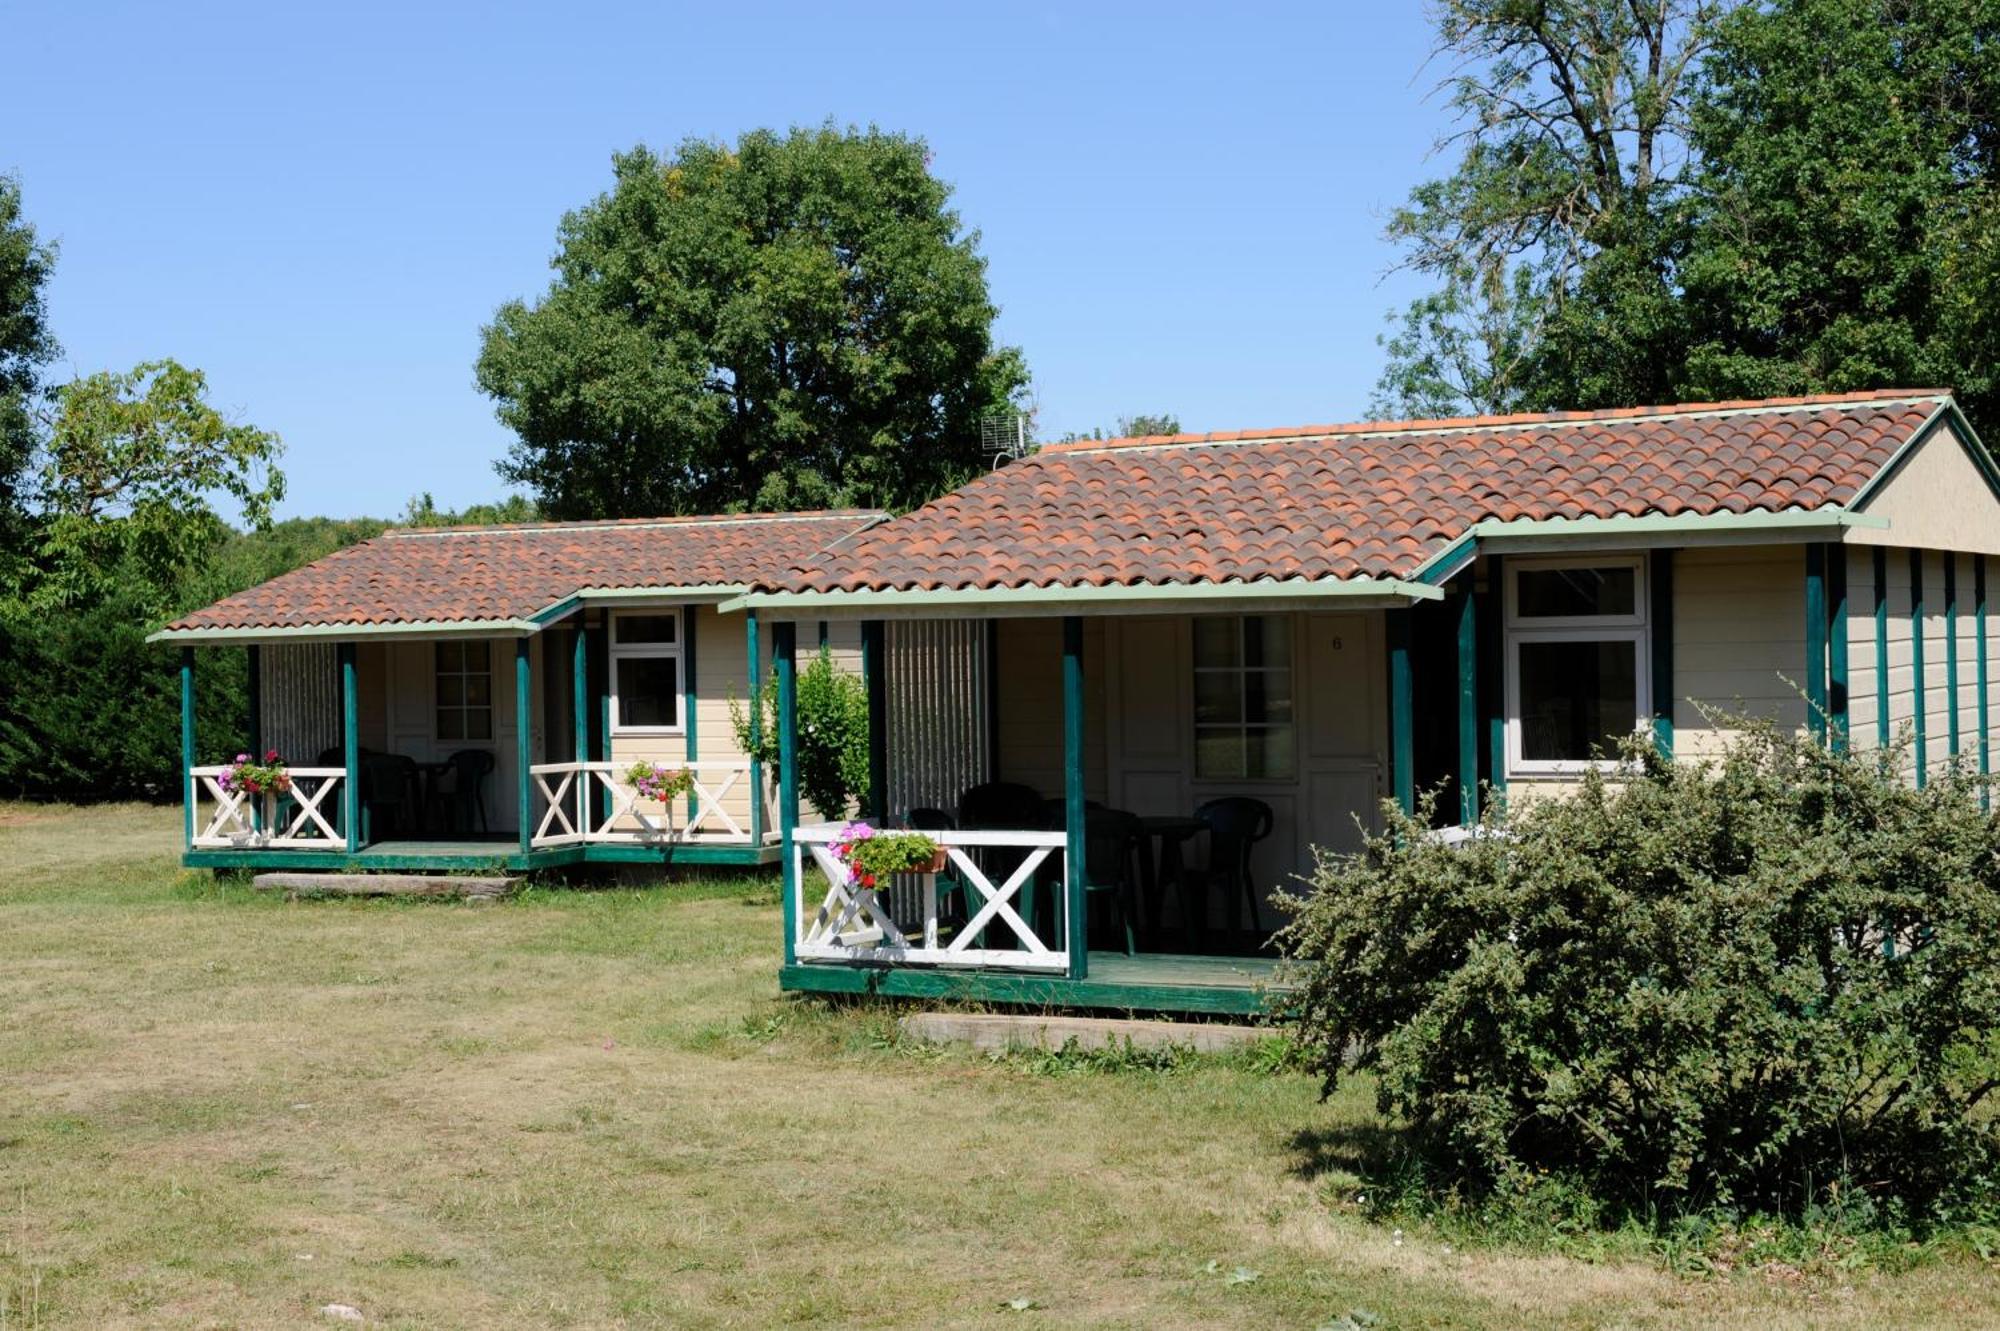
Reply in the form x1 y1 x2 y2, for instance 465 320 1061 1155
1276 723 2000 1228
732 646 871 819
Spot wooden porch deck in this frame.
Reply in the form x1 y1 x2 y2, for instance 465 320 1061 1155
779 951 1285 1017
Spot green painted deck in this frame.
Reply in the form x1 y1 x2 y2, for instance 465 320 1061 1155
183 839 782 873
779 951 1285 1017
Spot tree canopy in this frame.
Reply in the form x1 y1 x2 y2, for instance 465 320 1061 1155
478 125 1029 519
1376 0 2000 433
0 174 59 565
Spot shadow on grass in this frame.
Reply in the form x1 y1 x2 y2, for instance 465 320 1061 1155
1287 1121 1411 1184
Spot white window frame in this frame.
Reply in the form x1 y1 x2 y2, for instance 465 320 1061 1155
434 639 495 745
609 608 684 737
1504 556 1651 777
1191 613 1298 783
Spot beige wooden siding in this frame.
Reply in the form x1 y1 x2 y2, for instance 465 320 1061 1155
1849 417 2000 555
1673 545 1808 759
1848 547 2000 781
606 607 861 827
992 617 1109 804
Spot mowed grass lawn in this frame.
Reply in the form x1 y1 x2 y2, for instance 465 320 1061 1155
6 805 2000 1329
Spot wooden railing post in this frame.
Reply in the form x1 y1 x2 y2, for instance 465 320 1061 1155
776 621 800 966
746 610 764 846
1387 609 1415 816
1062 616 1087 980
339 642 359 852
516 637 533 856
862 619 887 823
683 603 699 824
180 647 197 851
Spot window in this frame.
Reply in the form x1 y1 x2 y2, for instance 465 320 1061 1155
1193 615 1295 780
435 641 493 742
1505 559 1650 775
610 610 682 734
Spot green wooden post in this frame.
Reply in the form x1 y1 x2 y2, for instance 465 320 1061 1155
1874 548 1890 749
1480 555 1506 809
1945 554 1961 758
985 618 1002 781
246 644 263 759
746 610 764 847
1387 609 1415 816
180 648 197 850
1827 545 1849 752
339 642 359 852
1650 549 1675 760
862 619 888 822
571 625 589 763
1911 549 1928 787
1979 557 1991 808
1455 585 1477 826
595 619 612 824
1805 544 1828 744
683 604 700 822
1062 616 1087 980
776 621 799 966
516 637 532 855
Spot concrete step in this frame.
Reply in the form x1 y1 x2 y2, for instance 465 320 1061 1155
899 1010 1266 1055
252 872 514 900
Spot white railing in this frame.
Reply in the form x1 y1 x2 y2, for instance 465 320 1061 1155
792 823 1071 973
187 765 346 849
529 760 774 848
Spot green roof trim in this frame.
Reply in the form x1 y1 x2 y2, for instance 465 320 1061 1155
725 577 1446 616
1411 533 1478 586
147 618 541 645
1847 399 2000 511
1469 507 1887 541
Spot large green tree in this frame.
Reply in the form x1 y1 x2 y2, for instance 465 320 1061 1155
1379 0 2000 430
0 174 59 560
26 359 284 613
1374 0 1725 418
478 125 1029 518
1677 0 2000 425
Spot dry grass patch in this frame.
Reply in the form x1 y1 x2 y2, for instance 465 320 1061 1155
3 801 2000 1327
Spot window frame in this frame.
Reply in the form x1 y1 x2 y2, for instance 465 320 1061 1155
608 608 685 738
1503 556 1652 778
1191 613 1298 784
433 640 495 745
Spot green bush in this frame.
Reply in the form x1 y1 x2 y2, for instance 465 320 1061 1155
1276 724 2000 1229
732 646 871 820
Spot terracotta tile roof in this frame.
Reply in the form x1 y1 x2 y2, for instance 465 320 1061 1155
169 510 883 631
759 392 1951 593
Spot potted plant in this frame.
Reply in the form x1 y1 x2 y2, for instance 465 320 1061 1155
829 820 946 892
217 750 291 843
624 761 695 833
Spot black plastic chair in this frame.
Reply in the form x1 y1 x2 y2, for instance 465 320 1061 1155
1078 807 1142 955
1192 796 1275 937
957 782 1046 938
359 752 419 841
442 749 495 834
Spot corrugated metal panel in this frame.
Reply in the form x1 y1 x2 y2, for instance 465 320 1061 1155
262 642 341 764
884 619 989 821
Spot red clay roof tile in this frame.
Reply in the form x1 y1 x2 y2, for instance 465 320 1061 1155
170 510 882 631
758 393 1950 593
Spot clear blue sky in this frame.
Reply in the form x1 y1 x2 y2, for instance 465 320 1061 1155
4 1 1447 520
